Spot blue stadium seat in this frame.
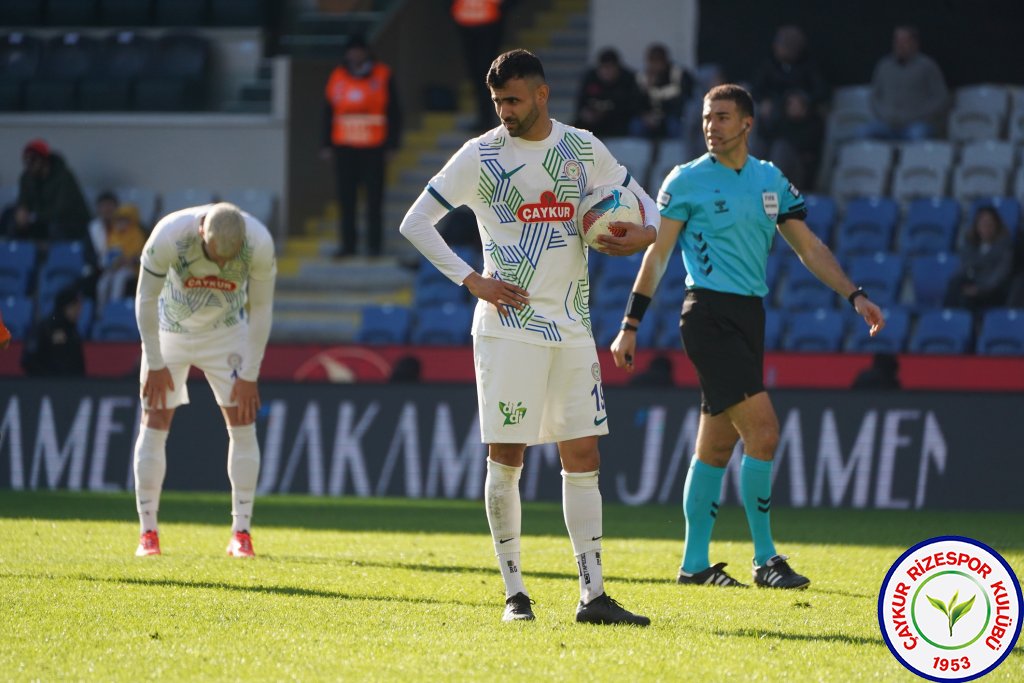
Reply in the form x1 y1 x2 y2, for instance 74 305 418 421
655 317 681 350
908 309 973 354
765 251 795 304
1 294 33 341
356 305 411 345
803 194 837 245
451 244 482 272
411 302 473 346
967 197 1020 238
0 240 36 296
764 307 784 351
413 279 465 308
779 261 833 310
835 197 899 255
909 253 961 309
596 253 643 309
900 198 960 255
783 308 846 352
0 32 44 111
78 296 95 339
414 255 450 288
92 298 140 341
37 241 88 305
845 306 910 353
847 252 905 307
976 308 1024 355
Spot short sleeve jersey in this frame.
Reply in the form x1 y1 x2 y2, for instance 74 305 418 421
657 154 806 297
140 205 277 333
427 120 633 347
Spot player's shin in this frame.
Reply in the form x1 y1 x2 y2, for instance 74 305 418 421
562 470 604 604
134 427 168 533
227 424 260 533
740 454 777 565
485 457 526 598
681 457 726 574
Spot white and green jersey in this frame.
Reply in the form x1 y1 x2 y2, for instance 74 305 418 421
420 120 655 347
140 205 277 334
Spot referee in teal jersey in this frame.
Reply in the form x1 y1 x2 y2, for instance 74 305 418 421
612 84 885 589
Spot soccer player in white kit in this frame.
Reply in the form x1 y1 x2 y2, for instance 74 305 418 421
132 202 276 558
400 49 658 624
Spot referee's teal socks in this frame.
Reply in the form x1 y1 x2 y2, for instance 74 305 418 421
681 457 725 574
740 454 777 566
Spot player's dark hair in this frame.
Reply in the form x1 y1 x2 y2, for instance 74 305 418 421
705 83 755 119
486 49 546 89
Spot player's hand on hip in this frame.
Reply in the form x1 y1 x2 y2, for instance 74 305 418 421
596 223 657 256
231 379 261 424
463 271 529 311
142 367 175 410
856 298 886 337
611 329 637 372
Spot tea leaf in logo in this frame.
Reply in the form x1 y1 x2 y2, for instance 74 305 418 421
927 594 950 617
949 594 976 634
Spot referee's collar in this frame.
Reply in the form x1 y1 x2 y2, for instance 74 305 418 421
709 153 749 175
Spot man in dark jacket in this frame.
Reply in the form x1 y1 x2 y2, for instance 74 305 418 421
574 48 643 138
13 139 92 243
21 285 86 377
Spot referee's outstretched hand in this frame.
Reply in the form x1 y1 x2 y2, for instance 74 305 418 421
596 222 657 256
855 297 886 337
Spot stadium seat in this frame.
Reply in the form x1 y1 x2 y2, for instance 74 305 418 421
79 31 155 111
650 139 686 187
154 0 208 25
846 305 910 354
98 0 153 25
783 308 846 352
92 297 140 341
210 0 266 26
655 317 681 350
960 140 1015 173
1015 168 1024 208
909 252 961 309
595 253 643 309
25 32 101 111
908 308 973 354
411 303 473 346
603 138 653 182
39 241 87 287
976 308 1024 355
356 305 411 345
952 166 1009 203
802 194 837 244
778 261 833 310
0 32 44 111
947 84 1010 142
891 141 954 202
77 296 95 339
764 307 783 351
765 251 794 301
0 294 33 341
847 252 905 307
967 197 1020 238
899 198 960 255
825 85 873 142
0 240 37 297
220 188 275 228
46 0 99 26
450 244 482 272
831 140 894 199
161 187 215 215
413 279 465 308
134 33 209 110
413 256 450 289
835 197 899 255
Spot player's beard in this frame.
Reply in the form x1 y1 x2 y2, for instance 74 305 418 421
504 103 540 138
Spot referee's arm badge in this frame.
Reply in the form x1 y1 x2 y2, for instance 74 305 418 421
657 190 672 209
762 191 779 221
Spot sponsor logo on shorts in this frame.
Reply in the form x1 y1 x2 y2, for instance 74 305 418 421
593 415 608 426
563 160 582 180
878 536 1022 681
591 362 601 382
499 400 527 426
184 275 237 291
516 191 575 223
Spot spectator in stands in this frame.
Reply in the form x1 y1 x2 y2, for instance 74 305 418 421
629 354 675 387
860 26 948 141
451 0 514 132
88 190 119 266
95 204 146 311
750 25 829 126
322 35 402 258
755 89 825 191
574 48 643 138
630 43 694 140
944 206 1014 311
12 139 92 245
21 285 86 377
851 352 901 390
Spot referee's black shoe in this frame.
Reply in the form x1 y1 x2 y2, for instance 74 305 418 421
502 592 535 621
677 562 748 587
575 593 650 626
753 554 811 589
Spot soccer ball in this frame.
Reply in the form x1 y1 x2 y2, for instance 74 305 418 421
577 185 645 252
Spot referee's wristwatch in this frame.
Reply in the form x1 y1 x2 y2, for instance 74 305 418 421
620 321 639 332
847 287 868 308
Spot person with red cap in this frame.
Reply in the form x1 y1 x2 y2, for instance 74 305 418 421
10 138 92 244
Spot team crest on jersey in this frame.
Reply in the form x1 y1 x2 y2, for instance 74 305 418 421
184 275 237 291
762 191 779 221
563 160 583 180
516 190 575 222
227 353 243 379
591 362 601 382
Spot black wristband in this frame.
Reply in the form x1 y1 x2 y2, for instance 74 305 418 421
620 321 638 332
847 288 868 308
625 291 652 322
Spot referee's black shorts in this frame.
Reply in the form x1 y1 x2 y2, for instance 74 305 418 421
679 288 766 416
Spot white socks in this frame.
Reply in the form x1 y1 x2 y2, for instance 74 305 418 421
562 469 605 604
134 427 168 533
485 457 526 598
227 424 260 533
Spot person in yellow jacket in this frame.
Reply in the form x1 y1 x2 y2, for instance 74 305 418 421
321 35 402 258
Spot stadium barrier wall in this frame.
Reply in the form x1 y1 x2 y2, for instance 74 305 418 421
2 379 1021 511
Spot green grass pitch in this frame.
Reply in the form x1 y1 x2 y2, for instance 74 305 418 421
1 491 1021 681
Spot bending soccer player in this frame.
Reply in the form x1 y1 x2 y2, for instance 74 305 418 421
612 84 885 588
400 49 657 625
133 202 276 558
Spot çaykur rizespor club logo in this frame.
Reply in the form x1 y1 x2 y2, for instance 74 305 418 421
878 536 1022 681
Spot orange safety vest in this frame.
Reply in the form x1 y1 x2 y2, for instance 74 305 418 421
451 0 501 27
325 62 391 148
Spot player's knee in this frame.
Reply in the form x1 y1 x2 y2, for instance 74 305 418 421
747 427 779 459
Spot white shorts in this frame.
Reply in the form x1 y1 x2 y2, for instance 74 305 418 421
474 336 609 446
140 326 246 409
